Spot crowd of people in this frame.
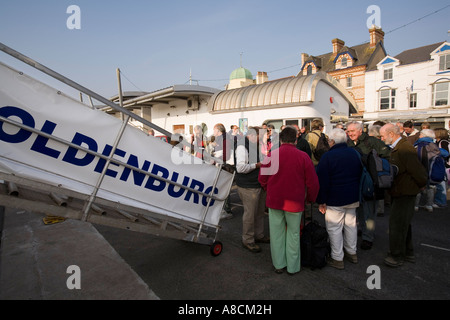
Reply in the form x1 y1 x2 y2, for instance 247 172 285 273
188 119 450 273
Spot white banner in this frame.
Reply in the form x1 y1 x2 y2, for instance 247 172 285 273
0 62 233 227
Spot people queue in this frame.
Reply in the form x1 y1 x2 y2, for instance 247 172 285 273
187 120 450 273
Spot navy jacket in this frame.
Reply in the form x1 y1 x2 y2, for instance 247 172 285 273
316 143 362 206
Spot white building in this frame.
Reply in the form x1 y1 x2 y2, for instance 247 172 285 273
109 71 357 140
364 41 450 128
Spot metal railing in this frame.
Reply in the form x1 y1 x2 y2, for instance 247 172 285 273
0 42 230 234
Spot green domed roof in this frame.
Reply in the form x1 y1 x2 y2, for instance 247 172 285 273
230 67 253 81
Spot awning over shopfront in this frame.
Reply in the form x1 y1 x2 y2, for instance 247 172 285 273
363 109 450 123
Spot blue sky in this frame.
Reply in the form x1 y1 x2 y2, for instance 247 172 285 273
1 0 449 100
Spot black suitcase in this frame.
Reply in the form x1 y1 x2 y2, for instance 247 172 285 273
300 204 330 270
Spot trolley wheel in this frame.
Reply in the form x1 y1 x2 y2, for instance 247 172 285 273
210 241 223 257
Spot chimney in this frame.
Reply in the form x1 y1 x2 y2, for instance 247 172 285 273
256 71 268 84
369 25 384 48
332 38 345 55
301 53 308 67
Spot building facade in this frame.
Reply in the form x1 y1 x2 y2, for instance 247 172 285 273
364 41 450 128
298 26 387 117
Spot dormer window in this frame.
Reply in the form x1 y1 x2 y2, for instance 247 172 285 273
334 53 352 69
307 65 312 75
383 68 393 80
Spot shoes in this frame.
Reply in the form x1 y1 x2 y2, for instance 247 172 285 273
274 267 285 274
256 236 270 244
432 203 447 209
414 206 419 212
242 242 261 253
327 257 344 270
424 205 433 213
384 255 403 267
361 240 373 250
220 210 233 220
274 267 298 275
344 251 358 264
404 255 416 263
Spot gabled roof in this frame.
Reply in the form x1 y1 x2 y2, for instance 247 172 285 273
302 55 322 69
299 41 386 74
379 57 398 65
333 46 357 63
394 42 445 66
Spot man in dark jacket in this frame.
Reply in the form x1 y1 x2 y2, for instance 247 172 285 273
316 128 362 269
380 124 427 267
346 121 390 250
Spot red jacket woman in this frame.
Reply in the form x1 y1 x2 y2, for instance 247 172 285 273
258 143 319 213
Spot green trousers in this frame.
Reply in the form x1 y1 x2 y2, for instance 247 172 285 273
269 208 302 274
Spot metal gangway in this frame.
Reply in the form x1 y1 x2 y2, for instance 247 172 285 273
0 43 234 256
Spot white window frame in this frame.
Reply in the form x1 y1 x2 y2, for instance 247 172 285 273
439 54 450 71
409 93 417 109
379 88 396 110
346 76 352 88
432 81 449 107
383 68 393 80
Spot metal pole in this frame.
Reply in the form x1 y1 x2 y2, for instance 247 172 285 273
88 96 95 109
195 164 225 240
81 114 131 221
117 68 125 121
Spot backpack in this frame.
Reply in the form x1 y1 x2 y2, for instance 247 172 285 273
365 149 397 190
354 149 375 201
438 140 450 168
311 132 330 161
301 220 330 270
417 141 447 185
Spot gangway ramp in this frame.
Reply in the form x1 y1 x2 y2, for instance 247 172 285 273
0 43 233 256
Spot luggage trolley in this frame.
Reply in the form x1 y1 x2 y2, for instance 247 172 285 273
0 43 233 256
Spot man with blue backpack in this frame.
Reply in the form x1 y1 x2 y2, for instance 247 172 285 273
414 129 448 212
